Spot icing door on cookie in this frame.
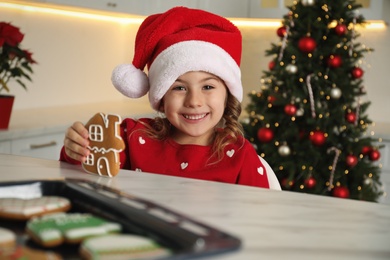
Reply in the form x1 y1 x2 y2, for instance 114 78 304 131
97 157 111 177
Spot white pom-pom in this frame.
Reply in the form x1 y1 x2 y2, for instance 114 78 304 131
111 64 149 98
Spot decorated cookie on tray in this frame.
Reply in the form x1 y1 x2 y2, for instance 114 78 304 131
26 212 122 247
0 227 62 259
80 233 172 260
0 227 16 256
0 196 71 220
82 112 125 177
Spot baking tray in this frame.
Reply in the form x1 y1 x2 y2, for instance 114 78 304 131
0 179 241 259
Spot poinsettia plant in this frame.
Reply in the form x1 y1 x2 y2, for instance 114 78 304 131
0 22 36 93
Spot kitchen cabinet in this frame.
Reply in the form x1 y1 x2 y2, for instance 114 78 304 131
46 0 198 15
378 138 390 205
10 132 65 160
0 132 63 160
24 0 389 21
0 141 11 154
197 0 250 18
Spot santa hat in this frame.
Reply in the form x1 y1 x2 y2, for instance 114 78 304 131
111 6 243 110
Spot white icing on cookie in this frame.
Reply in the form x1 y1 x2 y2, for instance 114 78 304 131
0 227 15 244
0 196 70 217
81 234 171 259
27 213 122 244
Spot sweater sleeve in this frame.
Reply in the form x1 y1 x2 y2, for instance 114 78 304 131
236 140 270 189
59 146 81 165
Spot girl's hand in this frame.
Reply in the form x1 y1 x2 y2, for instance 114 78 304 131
63 121 90 162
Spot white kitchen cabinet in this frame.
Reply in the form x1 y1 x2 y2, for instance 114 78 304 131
0 141 11 154
48 0 120 11
139 0 198 15
248 0 288 19
47 0 198 15
197 0 250 18
378 138 390 205
10 133 65 161
27 0 389 21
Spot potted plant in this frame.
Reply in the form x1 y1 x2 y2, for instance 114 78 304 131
0 21 36 129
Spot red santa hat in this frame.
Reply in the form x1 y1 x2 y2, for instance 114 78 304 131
111 6 243 110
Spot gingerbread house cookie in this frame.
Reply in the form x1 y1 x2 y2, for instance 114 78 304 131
82 113 125 177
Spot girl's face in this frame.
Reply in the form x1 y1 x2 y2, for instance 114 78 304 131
161 71 227 146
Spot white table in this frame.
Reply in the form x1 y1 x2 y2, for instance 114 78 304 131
0 153 389 259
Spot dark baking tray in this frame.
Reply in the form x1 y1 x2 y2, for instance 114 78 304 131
0 179 241 259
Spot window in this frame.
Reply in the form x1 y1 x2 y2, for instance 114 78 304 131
89 125 103 142
85 153 94 166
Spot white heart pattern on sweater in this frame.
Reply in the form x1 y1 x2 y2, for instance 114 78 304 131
139 136 145 144
181 162 188 170
226 149 235 157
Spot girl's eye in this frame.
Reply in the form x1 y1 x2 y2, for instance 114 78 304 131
203 85 214 90
172 86 186 91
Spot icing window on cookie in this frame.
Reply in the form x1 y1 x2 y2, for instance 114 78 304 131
89 125 104 142
85 154 94 166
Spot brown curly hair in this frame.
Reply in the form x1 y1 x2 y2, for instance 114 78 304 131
138 91 244 164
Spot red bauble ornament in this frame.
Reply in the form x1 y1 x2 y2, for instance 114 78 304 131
361 146 372 156
369 149 381 161
267 95 276 104
327 55 342 68
310 130 326 146
346 154 358 168
345 112 357 123
257 127 274 143
284 104 297 116
334 24 347 36
333 186 350 198
277 26 287 37
304 177 317 189
298 36 316 53
351 67 364 79
269 60 275 70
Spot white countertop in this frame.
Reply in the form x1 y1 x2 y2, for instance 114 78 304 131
0 153 389 259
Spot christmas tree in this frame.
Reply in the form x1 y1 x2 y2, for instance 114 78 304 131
242 0 384 202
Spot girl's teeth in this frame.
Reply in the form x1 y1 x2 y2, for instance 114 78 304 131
184 114 206 120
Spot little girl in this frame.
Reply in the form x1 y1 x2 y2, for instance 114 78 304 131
60 6 274 189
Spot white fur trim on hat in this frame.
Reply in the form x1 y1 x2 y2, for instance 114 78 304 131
111 64 149 98
148 40 242 110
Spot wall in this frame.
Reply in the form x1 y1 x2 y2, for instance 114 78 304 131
1 6 389 125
